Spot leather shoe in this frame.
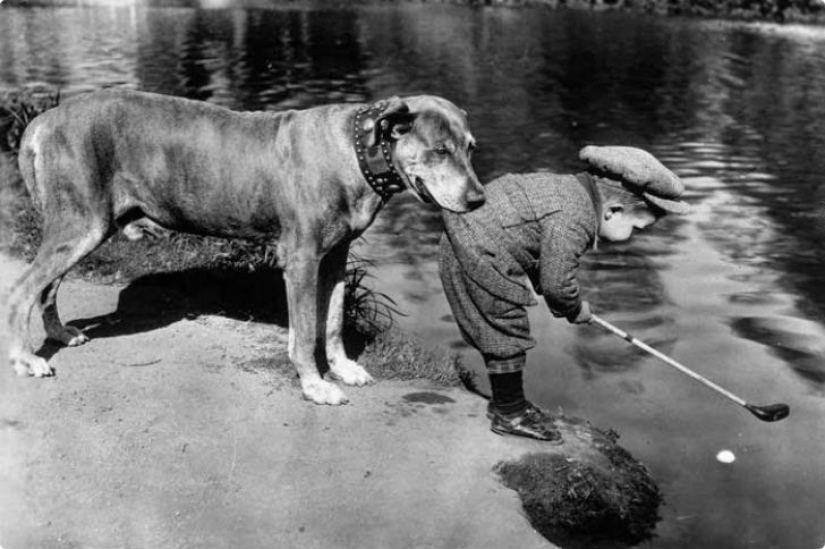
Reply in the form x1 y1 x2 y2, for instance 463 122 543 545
489 401 563 443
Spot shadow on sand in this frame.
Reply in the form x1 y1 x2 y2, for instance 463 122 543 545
37 266 291 361
36 264 382 373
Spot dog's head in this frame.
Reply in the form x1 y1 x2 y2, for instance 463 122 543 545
371 96 485 212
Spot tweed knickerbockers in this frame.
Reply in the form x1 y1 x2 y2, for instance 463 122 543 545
439 173 599 372
440 235 536 370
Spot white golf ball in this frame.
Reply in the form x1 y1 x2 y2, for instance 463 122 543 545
716 450 736 464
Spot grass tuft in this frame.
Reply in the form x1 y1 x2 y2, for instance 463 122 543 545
0 87 60 154
356 328 464 386
343 255 406 336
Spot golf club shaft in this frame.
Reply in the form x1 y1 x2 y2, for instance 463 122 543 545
591 314 748 407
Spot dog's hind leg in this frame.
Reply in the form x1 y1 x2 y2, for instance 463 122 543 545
42 274 89 347
6 221 108 377
321 241 374 387
284 247 350 405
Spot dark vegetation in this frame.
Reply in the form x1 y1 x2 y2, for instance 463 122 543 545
495 420 663 549
478 0 825 23
5 0 825 23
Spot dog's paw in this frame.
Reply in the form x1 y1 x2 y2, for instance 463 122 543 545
302 379 350 405
328 358 375 387
65 329 90 347
11 352 54 378
47 325 89 347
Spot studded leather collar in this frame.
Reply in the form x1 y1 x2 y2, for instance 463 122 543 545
353 101 407 201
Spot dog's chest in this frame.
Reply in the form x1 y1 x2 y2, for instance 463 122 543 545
318 192 383 247
350 193 385 235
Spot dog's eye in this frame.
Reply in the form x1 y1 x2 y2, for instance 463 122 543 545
434 146 450 156
468 142 477 153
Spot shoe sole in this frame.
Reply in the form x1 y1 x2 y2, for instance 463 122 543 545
490 425 564 443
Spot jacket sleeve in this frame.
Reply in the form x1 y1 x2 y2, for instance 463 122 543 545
538 208 592 320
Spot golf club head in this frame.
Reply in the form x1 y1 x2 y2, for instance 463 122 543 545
745 403 790 422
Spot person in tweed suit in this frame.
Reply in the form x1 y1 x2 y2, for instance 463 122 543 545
439 146 689 442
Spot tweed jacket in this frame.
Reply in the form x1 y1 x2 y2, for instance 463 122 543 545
440 172 598 319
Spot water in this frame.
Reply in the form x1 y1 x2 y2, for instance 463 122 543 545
3 4 825 548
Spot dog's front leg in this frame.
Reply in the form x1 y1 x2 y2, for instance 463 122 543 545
285 250 349 405
322 242 375 387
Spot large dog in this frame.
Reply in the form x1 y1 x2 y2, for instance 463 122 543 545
6 89 484 405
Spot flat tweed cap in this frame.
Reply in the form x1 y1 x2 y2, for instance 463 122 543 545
579 145 689 214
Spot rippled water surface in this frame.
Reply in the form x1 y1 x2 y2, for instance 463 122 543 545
3 5 825 548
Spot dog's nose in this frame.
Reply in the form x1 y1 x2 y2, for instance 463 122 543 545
466 187 486 209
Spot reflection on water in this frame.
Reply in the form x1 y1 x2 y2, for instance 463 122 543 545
731 315 825 384
3 4 825 548
574 244 680 378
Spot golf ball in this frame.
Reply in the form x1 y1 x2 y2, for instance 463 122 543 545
716 450 736 464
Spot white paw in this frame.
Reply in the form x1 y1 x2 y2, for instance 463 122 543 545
302 379 349 405
48 326 89 347
65 328 90 347
11 352 54 378
328 358 374 387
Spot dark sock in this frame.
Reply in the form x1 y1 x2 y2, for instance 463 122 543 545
489 370 527 417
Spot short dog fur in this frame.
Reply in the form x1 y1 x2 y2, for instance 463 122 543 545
6 89 485 404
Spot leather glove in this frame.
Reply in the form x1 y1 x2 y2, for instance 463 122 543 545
568 300 593 325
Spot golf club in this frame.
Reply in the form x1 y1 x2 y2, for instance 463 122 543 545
591 314 790 423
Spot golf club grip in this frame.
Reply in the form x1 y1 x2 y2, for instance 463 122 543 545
590 314 748 407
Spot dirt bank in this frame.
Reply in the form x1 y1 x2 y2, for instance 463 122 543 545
0 253 562 549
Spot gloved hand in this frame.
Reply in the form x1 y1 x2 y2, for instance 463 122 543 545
568 300 593 324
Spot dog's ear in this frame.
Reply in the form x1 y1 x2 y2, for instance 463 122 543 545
375 97 414 142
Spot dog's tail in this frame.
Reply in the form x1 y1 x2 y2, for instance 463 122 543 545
16 117 46 212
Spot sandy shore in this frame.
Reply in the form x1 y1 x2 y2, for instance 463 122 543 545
0 253 560 549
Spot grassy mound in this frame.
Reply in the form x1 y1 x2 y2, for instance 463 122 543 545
495 425 662 549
